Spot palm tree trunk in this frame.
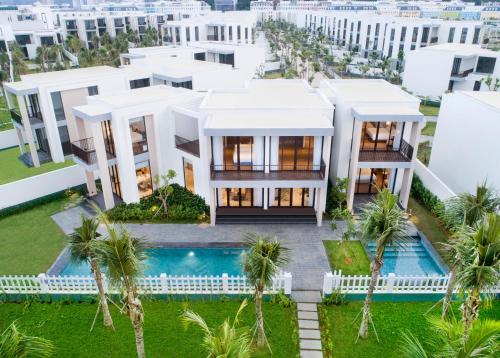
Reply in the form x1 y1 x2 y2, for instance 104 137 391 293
358 260 380 339
133 317 146 358
90 259 114 328
127 291 146 358
461 289 481 340
441 268 456 319
255 288 265 347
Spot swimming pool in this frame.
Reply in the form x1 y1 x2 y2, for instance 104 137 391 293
366 237 446 276
58 247 246 276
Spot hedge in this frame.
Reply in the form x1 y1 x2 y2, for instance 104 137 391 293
106 184 209 223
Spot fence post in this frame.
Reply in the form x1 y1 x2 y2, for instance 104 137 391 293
386 273 396 293
322 272 334 296
37 273 49 294
222 273 229 293
160 273 168 294
283 272 292 294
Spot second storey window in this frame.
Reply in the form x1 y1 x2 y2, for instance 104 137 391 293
448 28 455 43
476 57 496 74
129 117 148 155
130 78 150 89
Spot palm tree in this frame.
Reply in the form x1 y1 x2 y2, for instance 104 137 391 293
68 215 114 328
94 213 147 358
400 317 500 357
9 44 27 80
244 233 289 349
0 322 54 357
65 35 83 55
441 184 500 318
181 300 252 358
451 213 500 339
357 189 409 339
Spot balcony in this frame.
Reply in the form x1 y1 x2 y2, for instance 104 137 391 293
175 135 200 157
210 161 326 181
207 35 218 41
10 109 22 126
359 139 414 162
66 23 77 30
85 24 97 30
450 68 474 80
430 36 438 43
71 137 116 165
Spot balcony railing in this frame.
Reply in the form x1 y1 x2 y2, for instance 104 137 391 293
85 24 97 30
359 139 414 162
207 35 218 41
10 109 22 126
210 161 326 180
450 68 474 78
71 137 97 165
430 36 438 43
175 135 200 157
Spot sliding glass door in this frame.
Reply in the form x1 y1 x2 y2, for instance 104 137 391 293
217 188 258 207
223 136 254 170
277 136 315 170
272 188 314 207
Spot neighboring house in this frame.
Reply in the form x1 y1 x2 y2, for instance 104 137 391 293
71 80 334 226
214 0 238 12
403 44 500 98
429 91 500 194
320 79 423 211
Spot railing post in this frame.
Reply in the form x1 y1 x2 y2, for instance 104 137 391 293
222 273 229 293
386 273 396 293
283 272 292 294
160 273 168 294
37 273 49 294
322 272 334 296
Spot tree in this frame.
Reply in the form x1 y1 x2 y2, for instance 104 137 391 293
480 75 500 91
451 213 500 339
244 233 289 349
153 169 176 220
65 35 83 55
8 44 27 80
68 215 114 328
400 317 500 357
357 189 409 339
95 212 147 358
441 183 500 318
0 322 54 357
181 300 252 358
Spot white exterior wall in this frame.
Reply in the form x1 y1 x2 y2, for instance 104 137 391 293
429 92 500 194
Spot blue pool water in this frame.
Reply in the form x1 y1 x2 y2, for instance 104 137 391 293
59 247 246 276
367 238 446 276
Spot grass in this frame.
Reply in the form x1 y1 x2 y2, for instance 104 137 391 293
264 72 283 79
324 241 371 275
0 95 13 132
419 104 440 117
417 141 432 166
421 121 437 136
0 300 298 358
0 146 74 185
408 197 450 260
0 197 70 275
319 300 500 358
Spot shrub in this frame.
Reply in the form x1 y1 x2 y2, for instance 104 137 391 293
322 289 347 306
326 178 349 214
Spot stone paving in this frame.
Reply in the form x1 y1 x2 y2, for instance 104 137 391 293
297 303 323 358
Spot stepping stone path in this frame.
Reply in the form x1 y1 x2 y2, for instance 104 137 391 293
297 302 323 358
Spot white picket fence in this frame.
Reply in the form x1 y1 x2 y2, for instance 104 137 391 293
322 270 453 295
0 272 292 296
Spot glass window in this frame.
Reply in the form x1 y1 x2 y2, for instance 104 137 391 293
109 164 122 198
273 188 313 207
460 28 468 44
355 168 391 194
129 78 150 89
448 27 455 43
223 136 254 170
50 91 65 121
129 117 148 155
88 86 98 96
136 161 153 198
219 188 254 207
183 158 194 192
360 121 398 151
476 57 496 74
58 125 72 155
277 136 315 170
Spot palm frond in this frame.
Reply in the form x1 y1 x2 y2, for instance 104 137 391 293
398 330 429 358
0 322 55 358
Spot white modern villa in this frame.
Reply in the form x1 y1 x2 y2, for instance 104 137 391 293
320 79 423 211
403 44 500 97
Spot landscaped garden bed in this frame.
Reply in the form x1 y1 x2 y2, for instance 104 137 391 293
323 241 371 275
0 300 298 358
319 300 500 358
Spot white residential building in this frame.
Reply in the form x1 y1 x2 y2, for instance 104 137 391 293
429 91 500 194
71 80 335 226
403 44 500 98
320 79 423 210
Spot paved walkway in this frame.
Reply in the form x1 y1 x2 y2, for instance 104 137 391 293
297 303 323 358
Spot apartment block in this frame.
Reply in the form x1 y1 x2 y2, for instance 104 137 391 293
429 91 500 194
320 79 423 211
403 44 500 98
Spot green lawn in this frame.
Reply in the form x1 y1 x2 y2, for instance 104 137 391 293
323 241 371 275
419 104 440 117
0 301 298 358
408 198 450 261
0 95 13 132
0 197 69 274
264 72 283 79
421 121 437 136
417 141 432 166
0 146 74 184
320 300 500 358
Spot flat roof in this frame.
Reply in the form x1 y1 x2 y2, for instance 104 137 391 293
417 43 499 57
352 106 423 122
203 80 332 109
461 91 500 111
324 79 419 103
18 66 123 86
204 113 334 136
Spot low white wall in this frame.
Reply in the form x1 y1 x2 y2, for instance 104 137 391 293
264 61 281 72
0 129 25 150
414 159 456 201
0 165 87 210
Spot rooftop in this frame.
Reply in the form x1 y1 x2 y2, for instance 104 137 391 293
461 91 500 111
202 80 332 109
324 79 419 103
417 43 499 57
18 66 123 86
